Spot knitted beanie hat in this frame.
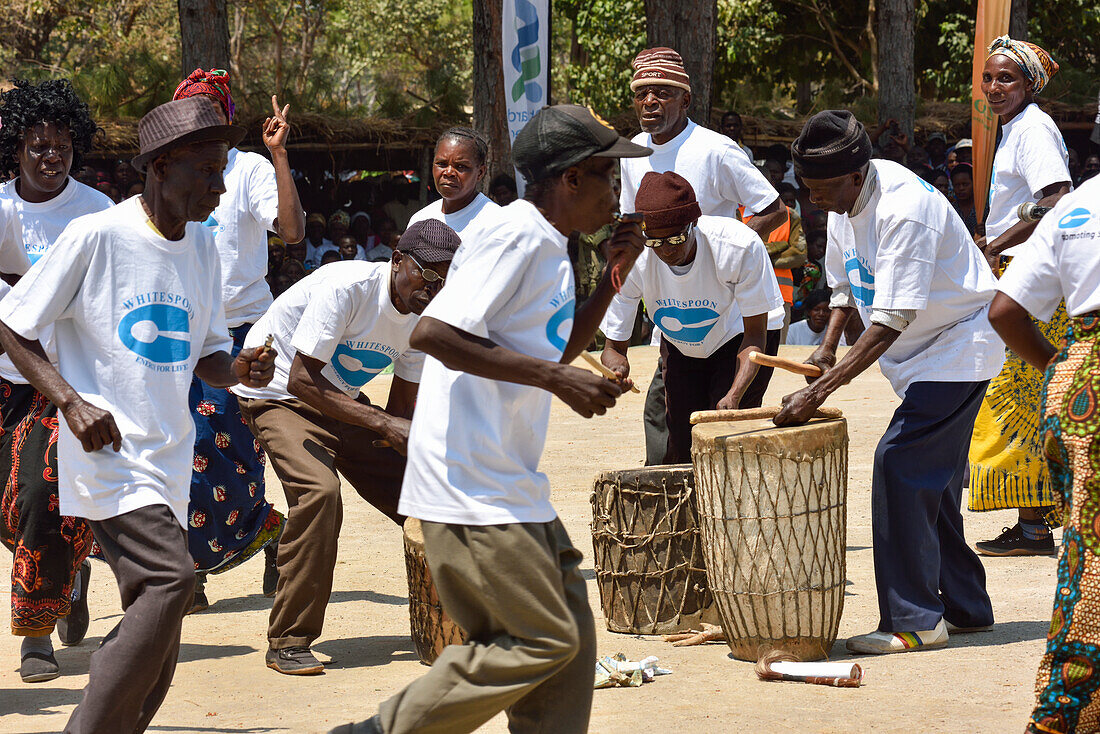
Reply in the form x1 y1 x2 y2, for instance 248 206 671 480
630 47 691 93
397 219 461 264
791 110 872 180
634 171 702 230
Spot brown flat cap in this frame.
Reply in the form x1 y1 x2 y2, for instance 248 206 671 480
132 96 245 172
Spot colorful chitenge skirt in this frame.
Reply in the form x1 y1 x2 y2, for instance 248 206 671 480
187 324 284 574
1029 314 1100 733
969 302 1069 526
0 381 93 635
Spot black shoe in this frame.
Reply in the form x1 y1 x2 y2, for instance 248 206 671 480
57 560 91 646
329 716 384 734
266 646 325 675
263 544 279 598
187 573 209 615
20 650 60 683
975 524 1056 557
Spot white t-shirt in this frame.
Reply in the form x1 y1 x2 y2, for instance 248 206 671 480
406 193 500 238
785 319 849 347
364 243 394 262
0 196 231 526
997 175 1100 319
203 148 281 327
619 120 778 219
0 178 112 383
0 178 113 266
399 200 574 525
825 160 1004 396
601 216 781 359
986 103 1071 250
233 261 424 402
619 120 784 332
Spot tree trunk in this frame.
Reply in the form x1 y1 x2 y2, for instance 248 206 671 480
177 0 230 76
876 0 914 140
1009 0 1028 40
644 0 718 127
473 0 512 181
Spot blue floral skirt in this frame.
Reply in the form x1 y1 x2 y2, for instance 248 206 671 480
186 324 284 574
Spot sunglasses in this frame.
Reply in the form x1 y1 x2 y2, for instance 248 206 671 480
644 224 693 248
405 252 445 286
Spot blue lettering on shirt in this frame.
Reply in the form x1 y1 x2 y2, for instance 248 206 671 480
118 303 191 364
331 344 393 388
652 305 720 344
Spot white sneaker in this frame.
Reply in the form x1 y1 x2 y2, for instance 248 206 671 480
845 618 948 654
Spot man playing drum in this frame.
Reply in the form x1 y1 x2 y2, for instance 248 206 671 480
600 171 782 464
329 104 648 734
233 220 460 675
774 110 1005 654
621 47 786 465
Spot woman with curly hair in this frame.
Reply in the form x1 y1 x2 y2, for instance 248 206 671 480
0 77 114 683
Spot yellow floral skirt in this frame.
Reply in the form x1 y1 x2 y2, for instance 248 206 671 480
968 303 1069 524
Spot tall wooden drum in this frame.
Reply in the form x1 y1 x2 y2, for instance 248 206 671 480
690 407 848 662
403 517 466 665
591 465 719 635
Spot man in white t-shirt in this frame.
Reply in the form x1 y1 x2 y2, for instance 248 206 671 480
234 220 459 676
600 171 782 463
331 105 649 734
775 111 1004 655
172 69 307 609
622 47 787 465
0 97 276 734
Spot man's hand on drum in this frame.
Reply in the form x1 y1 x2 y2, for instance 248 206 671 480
804 346 836 385
552 364 622 418
715 389 740 412
774 384 826 427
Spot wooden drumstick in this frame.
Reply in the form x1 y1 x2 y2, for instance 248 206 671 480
748 351 823 378
579 351 641 394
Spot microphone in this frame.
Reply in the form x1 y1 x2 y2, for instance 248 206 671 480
1017 202 1052 223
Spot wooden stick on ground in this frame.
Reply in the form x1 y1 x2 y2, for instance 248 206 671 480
578 351 641 394
748 351 823 378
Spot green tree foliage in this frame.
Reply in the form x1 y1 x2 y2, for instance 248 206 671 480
556 0 646 117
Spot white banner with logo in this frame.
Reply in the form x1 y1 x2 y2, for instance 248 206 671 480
502 0 549 194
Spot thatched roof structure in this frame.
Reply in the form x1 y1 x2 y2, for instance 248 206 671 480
92 112 453 170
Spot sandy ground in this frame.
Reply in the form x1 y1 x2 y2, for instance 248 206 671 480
0 345 1058 734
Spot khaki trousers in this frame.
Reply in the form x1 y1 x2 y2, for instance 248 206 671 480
377 518 596 734
240 397 405 650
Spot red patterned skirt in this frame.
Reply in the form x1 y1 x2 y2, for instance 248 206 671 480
0 380 93 636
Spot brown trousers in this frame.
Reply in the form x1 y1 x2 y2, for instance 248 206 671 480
240 397 405 650
375 518 596 734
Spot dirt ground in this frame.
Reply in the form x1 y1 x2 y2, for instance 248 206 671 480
1 345 1057 733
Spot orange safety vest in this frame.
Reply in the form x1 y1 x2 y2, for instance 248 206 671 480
741 207 794 304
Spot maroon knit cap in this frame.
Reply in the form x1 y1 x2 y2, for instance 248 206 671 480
631 47 691 93
634 171 701 230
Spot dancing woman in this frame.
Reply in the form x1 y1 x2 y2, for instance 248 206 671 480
172 69 305 610
0 79 113 682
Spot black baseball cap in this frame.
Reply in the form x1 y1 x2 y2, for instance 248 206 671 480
512 104 651 184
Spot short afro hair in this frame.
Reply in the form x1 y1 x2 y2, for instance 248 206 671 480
0 78 98 179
